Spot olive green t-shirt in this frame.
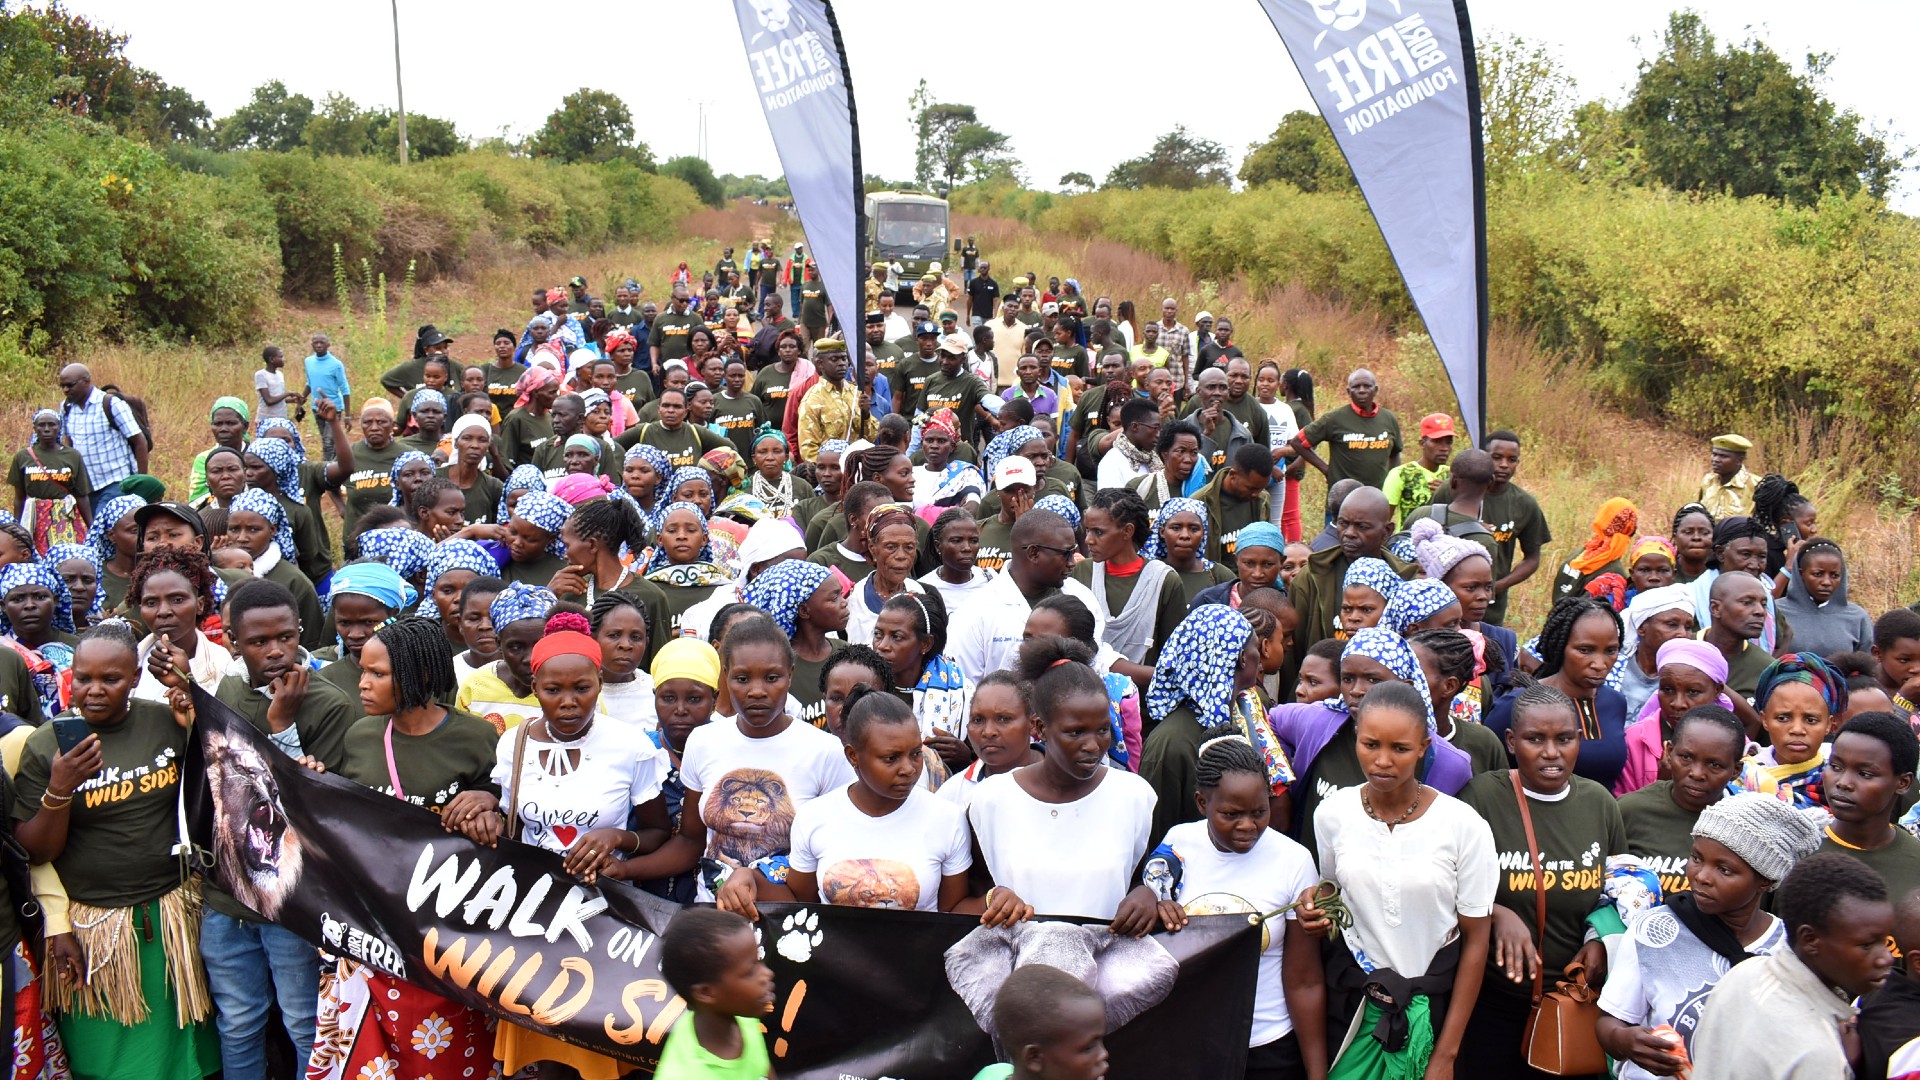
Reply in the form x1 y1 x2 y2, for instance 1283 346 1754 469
1447 718 1511 777
341 438 405 532
8 444 91 502
1818 829 1920 914
976 518 1015 575
1618 780 1700 896
483 362 526 420
0 646 44 725
615 367 656 408
1459 773 1627 995
443 468 505 526
618 421 726 472
654 581 724 641
894 355 942 417
649 311 706 363
1071 559 1185 667
1302 405 1403 489
711 392 766 456
751 364 796 417
498 408 551 469
12 701 188 907
791 638 849 731
1293 720 1365 863
337 709 500 811
1482 482 1553 626
922 370 987 444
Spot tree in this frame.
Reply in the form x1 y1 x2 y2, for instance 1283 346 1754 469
1104 126 1231 190
662 155 725 207
214 80 313 152
1618 12 1906 205
1478 35 1580 179
1058 171 1096 194
370 111 462 161
908 80 1014 194
302 93 372 156
1238 111 1354 192
0 2 209 143
529 88 652 167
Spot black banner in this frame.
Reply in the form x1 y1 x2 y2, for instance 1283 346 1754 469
183 688 1259 1078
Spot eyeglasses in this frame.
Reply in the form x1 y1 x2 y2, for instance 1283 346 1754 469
1024 543 1078 559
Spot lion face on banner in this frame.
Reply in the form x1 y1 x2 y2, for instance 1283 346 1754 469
750 0 793 32
1308 0 1368 32
709 768 795 868
206 730 306 920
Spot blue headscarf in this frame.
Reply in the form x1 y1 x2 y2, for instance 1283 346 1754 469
511 491 573 559
356 527 435 581
489 581 556 632
1342 557 1402 603
1145 605 1255 732
42 543 104 622
1033 493 1081 531
410 387 449 416
1141 496 1210 565
254 417 307 460
1380 577 1460 634
741 558 834 637
88 494 147 563
1327 626 1437 735
388 451 435 506
1236 521 1286 557
498 464 546 526
0 562 74 636
984 425 1045 478
327 561 416 616
666 466 714 506
417 539 500 620
817 438 850 460
230 488 296 563
250 436 304 501
644 502 717 573
624 444 675 530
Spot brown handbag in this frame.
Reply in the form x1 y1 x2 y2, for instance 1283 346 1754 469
1511 770 1607 1076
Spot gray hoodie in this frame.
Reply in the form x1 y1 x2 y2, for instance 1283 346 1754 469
1776 558 1873 658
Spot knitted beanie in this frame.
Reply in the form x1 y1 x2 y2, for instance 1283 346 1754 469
1410 516 1490 581
1691 792 1825 884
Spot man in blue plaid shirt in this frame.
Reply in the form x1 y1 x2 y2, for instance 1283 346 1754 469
57 363 148 512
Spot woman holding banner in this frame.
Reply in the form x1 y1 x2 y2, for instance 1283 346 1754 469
310 617 500 1080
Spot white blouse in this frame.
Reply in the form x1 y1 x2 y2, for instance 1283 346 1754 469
968 768 1157 920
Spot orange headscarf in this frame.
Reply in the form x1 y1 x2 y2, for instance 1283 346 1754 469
1569 497 1639 576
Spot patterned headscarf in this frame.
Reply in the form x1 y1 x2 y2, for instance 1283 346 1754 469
511 491 574 559
1327 626 1437 735
0 562 74 636
230 488 296 563
250 436 304 501
1342 557 1402 604
925 408 961 441
1755 652 1848 721
644 503 718 574
577 388 611 414
702 447 748 497
513 364 560 408
417 539 500 620
1380 577 1460 634
388 451 435 506
1142 496 1210 564
667 466 715 506
498 465 547 526
42 543 103 622
489 582 556 632
984 425 1045 478
1145 605 1255 732
818 439 850 461
255 416 307 460
410 387 449 417
1033 493 1081 531
327 561 416 616
357 527 435 581
1569 497 1639 576
88 494 147 563
741 558 834 637
1628 535 1677 570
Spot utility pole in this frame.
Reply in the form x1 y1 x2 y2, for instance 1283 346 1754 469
391 0 408 165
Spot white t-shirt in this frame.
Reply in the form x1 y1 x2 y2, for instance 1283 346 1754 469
968 768 1157 920
1258 398 1299 448
918 566 994 611
1157 821 1320 1047
598 674 657 733
1095 447 1153 494
845 575 927 654
679 717 856 899
254 368 289 420
788 785 971 911
490 720 668 856
1313 786 1497 977
1597 905 1787 1080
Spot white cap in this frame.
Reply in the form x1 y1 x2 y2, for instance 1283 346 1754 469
1041 302 1060 315
929 260 943 273
938 332 972 355
1196 310 1214 322
993 456 1038 491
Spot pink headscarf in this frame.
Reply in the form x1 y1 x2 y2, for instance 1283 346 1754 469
551 473 616 505
1615 638 1738 795
513 365 560 408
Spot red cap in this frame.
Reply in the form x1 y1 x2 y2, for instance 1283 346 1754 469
1420 413 1457 439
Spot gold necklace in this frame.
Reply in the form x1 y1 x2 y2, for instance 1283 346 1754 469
1363 785 1422 827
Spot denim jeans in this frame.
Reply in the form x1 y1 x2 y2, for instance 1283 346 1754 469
200 910 322 1080
88 480 123 516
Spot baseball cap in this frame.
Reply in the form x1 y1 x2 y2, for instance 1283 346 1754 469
993 456 1038 491
915 321 939 336
1419 413 1457 439
937 309 959 322
1041 302 1060 315
568 276 587 288
134 501 206 539
938 333 971 355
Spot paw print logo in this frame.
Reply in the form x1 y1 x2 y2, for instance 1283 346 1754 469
1582 841 1602 869
753 923 765 961
154 751 171 768
776 908 822 963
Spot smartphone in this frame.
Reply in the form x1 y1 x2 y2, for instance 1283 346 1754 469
52 716 90 756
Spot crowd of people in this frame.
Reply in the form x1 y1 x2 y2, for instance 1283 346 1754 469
5 243 1920 1080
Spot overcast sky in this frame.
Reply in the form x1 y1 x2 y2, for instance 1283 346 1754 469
77 0 1916 210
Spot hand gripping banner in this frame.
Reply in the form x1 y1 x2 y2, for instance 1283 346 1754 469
1256 0 1490 443
181 686 1261 1078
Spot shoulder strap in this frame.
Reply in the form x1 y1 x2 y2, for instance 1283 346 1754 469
1511 768 1547 1005
505 720 532 841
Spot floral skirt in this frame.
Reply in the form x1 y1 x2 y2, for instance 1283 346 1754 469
307 958 500 1080
10 941 73 1080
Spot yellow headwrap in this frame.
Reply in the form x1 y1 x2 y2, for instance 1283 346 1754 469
651 638 721 690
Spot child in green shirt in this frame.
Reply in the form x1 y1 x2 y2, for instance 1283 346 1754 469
659 908 777 1078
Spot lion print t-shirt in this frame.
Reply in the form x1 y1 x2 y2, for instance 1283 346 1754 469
678 717 855 902
788 786 971 911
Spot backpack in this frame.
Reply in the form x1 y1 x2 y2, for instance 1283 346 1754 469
63 387 152 448
1389 503 1494 551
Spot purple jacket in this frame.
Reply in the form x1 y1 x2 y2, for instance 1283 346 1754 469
1268 701 1474 796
